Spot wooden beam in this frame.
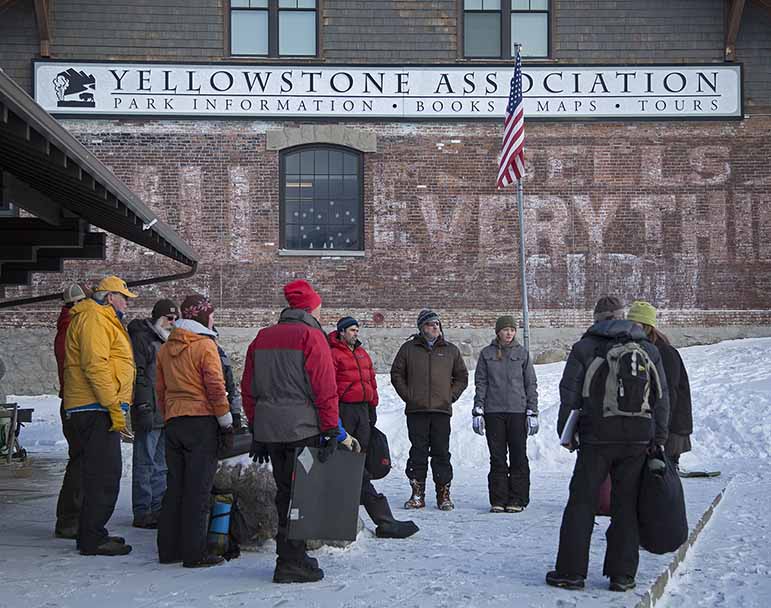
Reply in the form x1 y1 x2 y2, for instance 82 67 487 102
725 0 746 61
33 0 51 58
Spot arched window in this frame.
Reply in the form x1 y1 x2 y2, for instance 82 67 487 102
280 145 363 252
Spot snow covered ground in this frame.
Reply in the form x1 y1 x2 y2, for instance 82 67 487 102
1 337 770 607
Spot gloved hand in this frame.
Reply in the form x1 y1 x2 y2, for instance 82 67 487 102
318 430 338 463
526 410 539 436
340 434 361 453
368 403 377 427
472 405 485 436
217 425 235 456
231 411 242 430
132 403 153 433
108 408 127 433
249 439 270 464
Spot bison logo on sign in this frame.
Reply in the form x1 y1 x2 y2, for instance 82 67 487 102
53 68 96 108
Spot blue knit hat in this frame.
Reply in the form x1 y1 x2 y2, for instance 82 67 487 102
417 309 440 329
336 316 359 333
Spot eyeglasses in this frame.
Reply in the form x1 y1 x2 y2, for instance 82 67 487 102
423 321 440 328
165 315 178 321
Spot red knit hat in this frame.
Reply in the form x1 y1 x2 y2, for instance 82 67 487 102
284 279 322 312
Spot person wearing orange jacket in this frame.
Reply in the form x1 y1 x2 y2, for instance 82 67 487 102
62 276 137 557
155 294 232 569
329 317 418 539
53 283 90 540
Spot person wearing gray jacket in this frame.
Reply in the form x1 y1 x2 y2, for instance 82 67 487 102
472 315 538 512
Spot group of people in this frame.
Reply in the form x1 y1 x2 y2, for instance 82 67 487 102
49 273 692 591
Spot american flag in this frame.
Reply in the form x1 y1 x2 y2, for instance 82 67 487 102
497 48 525 188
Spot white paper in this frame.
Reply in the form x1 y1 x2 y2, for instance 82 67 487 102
559 410 580 450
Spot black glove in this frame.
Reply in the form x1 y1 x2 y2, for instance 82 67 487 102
368 403 377 427
132 403 153 434
217 425 234 457
232 412 242 430
249 439 270 464
317 430 338 463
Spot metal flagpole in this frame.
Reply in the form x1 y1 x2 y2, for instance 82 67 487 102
517 176 530 352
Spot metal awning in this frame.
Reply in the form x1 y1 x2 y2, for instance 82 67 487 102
0 68 197 306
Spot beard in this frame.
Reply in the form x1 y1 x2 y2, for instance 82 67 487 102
153 318 171 341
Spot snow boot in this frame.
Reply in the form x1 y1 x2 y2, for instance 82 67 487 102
404 479 426 509
505 503 524 513
436 483 454 511
80 539 132 556
490 505 505 513
545 571 585 590
609 576 636 592
364 492 419 538
183 554 224 568
273 557 324 584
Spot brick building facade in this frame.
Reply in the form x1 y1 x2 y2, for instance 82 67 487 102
1 0 770 329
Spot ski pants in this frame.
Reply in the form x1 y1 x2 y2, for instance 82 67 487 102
405 412 452 486
56 403 83 534
157 416 218 563
484 412 529 507
69 411 122 552
555 443 648 579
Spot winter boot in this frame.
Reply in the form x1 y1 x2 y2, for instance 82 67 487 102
436 483 454 511
545 571 585 590
404 480 426 509
273 557 324 584
79 539 133 556
364 492 419 539
609 576 636 592
183 554 225 568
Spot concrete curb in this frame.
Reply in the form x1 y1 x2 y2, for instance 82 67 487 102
634 481 729 608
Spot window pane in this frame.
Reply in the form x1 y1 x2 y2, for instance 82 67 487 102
343 175 358 198
530 0 548 9
314 149 328 174
300 150 314 174
231 10 268 55
231 0 249 7
510 0 529 9
329 150 344 174
249 0 268 6
465 13 501 57
299 175 314 200
465 0 483 9
343 152 358 174
511 12 548 56
279 11 316 56
285 176 301 199
284 152 300 174
482 0 501 9
329 175 344 198
285 200 300 225
279 0 297 6
281 0 315 6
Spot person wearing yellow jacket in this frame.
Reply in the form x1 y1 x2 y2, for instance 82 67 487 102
62 275 137 556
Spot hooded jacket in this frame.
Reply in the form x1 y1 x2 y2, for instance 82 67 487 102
54 305 72 398
658 341 693 436
390 333 469 415
241 308 339 443
62 298 136 423
155 319 229 422
328 330 379 407
557 319 670 446
474 338 538 414
128 318 167 429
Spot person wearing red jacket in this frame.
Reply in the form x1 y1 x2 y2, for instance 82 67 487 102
330 317 418 539
241 279 339 584
53 283 90 539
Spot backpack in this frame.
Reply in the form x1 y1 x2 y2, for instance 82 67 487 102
581 339 662 442
208 489 258 561
365 426 392 480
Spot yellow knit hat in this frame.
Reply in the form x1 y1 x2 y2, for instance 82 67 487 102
627 301 657 327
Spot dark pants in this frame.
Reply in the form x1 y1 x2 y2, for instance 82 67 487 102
405 412 452 486
55 403 83 533
69 412 122 552
555 444 648 579
157 416 219 563
485 413 529 507
340 402 391 523
132 428 167 517
269 435 321 562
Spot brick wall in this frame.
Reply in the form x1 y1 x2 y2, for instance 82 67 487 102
1 116 770 328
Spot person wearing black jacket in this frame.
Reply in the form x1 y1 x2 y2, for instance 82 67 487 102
626 301 693 470
127 299 178 529
546 296 670 593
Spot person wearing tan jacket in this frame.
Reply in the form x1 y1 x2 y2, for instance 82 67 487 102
62 275 137 557
155 294 232 569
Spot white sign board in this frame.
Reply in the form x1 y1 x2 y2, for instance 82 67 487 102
33 61 743 120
